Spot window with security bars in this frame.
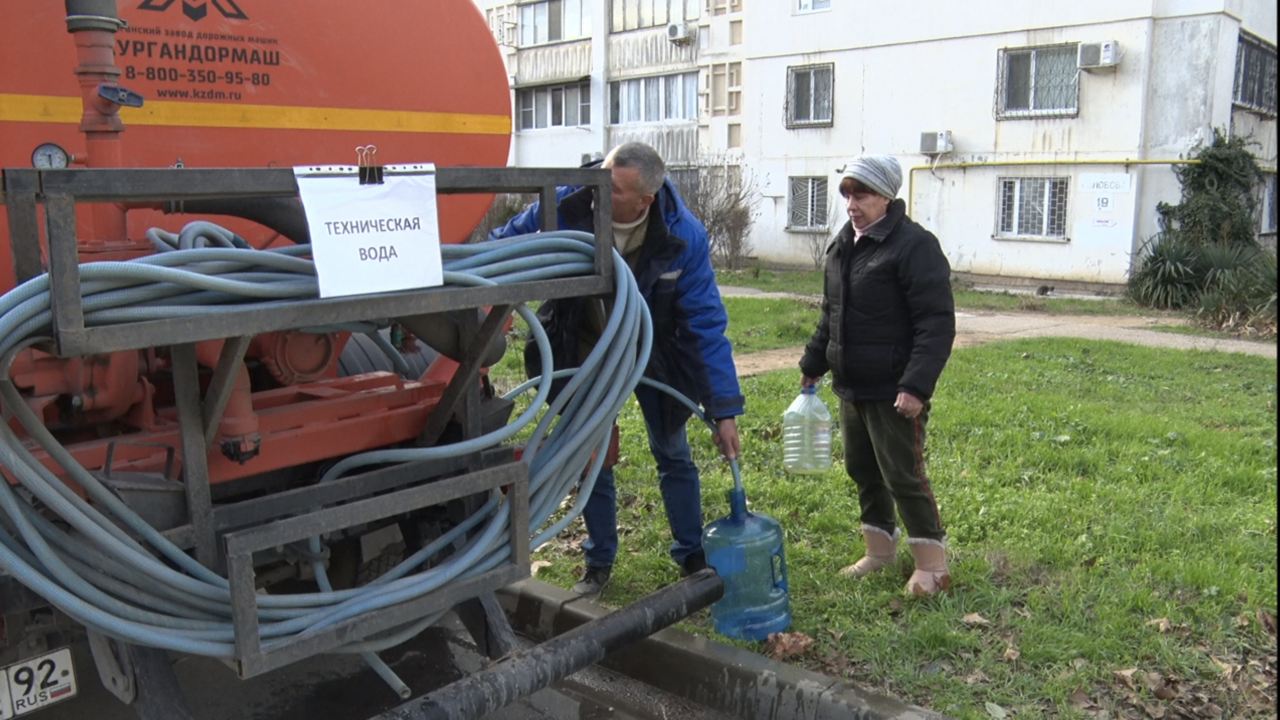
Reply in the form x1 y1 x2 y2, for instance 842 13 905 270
1234 33 1278 116
995 45 1079 119
787 64 833 128
997 177 1070 238
798 0 830 12
788 177 828 230
517 81 591 130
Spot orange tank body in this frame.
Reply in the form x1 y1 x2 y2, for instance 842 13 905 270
0 0 513 291
0 0 515 488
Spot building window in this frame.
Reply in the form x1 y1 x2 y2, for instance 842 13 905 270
707 0 742 15
611 0 699 32
995 45 1079 119
1257 173 1278 235
1234 33 1278 116
997 177 1070 238
486 6 518 47
517 81 592 130
788 177 828 230
668 166 699 199
520 0 591 47
797 0 830 12
707 62 742 116
610 73 698 123
729 19 743 44
728 123 742 148
786 64 834 128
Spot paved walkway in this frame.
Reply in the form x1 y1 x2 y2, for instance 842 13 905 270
719 286 1276 378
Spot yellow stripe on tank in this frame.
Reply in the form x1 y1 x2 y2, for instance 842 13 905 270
0 94 511 135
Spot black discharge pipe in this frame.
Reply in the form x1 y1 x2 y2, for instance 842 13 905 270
164 197 312 244
370 569 725 720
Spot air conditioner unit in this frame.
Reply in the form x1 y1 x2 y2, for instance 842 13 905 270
919 131 953 155
667 22 694 43
1078 40 1121 70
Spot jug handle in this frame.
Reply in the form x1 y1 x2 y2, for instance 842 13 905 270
771 544 789 593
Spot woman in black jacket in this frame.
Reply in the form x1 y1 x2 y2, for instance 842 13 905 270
799 154 956 596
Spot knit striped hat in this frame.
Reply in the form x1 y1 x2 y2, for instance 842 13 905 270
841 154 902 199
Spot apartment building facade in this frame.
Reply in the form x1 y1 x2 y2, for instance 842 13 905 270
473 0 1277 284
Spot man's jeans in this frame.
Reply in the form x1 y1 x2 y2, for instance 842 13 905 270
581 385 703 569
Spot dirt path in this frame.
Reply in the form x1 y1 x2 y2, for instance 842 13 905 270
723 288 1277 378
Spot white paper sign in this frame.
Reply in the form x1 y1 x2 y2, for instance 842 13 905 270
293 166 443 299
1095 193 1115 213
1079 173 1131 193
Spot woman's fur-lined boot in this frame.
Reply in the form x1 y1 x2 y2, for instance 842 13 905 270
906 538 952 596
839 525 899 578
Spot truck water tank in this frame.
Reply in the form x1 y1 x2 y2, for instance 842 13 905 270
0 0 512 290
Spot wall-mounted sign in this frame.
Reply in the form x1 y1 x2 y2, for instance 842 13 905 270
1079 173 1132 193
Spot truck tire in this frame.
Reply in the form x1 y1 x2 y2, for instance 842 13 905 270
337 329 438 379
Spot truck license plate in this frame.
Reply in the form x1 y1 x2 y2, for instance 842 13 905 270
0 648 77 717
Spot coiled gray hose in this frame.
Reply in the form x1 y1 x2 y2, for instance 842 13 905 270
0 228 651 665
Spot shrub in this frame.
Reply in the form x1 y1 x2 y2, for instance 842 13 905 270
1127 233 1204 309
1155 130 1265 249
1128 129 1275 337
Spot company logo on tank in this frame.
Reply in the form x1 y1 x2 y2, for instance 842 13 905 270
138 0 249 22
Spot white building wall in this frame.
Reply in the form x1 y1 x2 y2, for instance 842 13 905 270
472 0 1275 282
748 17 1155 281
744 1 1276 283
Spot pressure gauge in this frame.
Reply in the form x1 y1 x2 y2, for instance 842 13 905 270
31 143 69 170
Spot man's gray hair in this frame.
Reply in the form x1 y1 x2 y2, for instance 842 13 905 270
604 142 666 195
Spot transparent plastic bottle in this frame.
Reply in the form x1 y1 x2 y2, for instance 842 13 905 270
782 384 831 475
704 488 792 641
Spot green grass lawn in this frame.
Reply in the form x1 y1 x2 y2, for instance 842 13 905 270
949 290 1150 317
525 338 1278 719
721 296 820 354
716 268 1172 318
716 267 826 296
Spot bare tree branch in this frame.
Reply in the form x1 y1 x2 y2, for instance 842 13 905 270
674 155 764 270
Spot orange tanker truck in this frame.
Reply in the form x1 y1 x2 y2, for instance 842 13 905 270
0 3 722 719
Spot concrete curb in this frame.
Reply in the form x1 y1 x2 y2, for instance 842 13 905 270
496 578 954 720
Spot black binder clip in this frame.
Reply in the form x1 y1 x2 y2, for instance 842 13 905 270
356 145 383 185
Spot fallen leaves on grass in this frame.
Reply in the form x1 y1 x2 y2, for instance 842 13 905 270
530 560 553 575
1146 617 1173 633
962 612 993 626
1211 657 1241 678
1259 608 1277 635
1002 642 1021 663
984 701 1008 718
1068 689 1095 709
818 649 850 677
764 631 814 661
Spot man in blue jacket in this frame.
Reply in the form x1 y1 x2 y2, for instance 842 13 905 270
490 142 744 596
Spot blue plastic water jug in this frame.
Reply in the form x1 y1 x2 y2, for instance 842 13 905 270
703 487 792 641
